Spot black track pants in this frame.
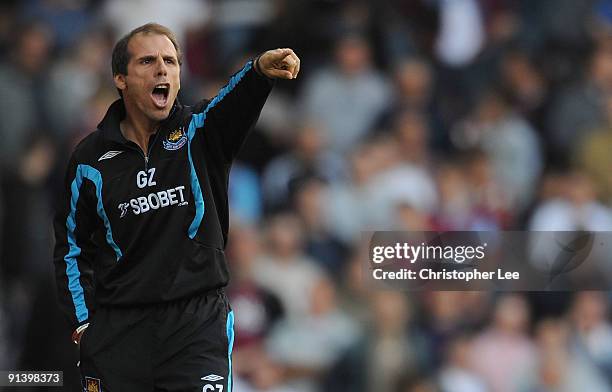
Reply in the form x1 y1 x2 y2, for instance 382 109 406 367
78 289 234 392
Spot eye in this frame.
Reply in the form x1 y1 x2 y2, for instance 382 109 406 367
165 58 175 65
141 58 152 64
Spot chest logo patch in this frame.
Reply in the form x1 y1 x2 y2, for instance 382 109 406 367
163 127 187 151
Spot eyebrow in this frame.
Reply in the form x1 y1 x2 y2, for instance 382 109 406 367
137 54 177 61
137 55 156 62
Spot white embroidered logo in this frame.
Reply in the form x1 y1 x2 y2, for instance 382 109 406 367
118 202 130 218
201 375 224 382
98 150 124 161
201 375 224 391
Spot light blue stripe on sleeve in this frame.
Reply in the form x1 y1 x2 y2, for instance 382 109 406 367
186 61 253 238
191 61 253 129
187 119 205 239
226 310 235 392
65 175 88 322
64 164 122 322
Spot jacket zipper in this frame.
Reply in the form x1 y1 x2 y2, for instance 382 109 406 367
119 104 175 169
126 130 161 170
145 130 162 170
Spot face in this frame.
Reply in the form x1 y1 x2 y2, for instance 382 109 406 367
114 33 181 123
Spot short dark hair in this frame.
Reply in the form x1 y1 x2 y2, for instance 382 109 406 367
111 22 183 76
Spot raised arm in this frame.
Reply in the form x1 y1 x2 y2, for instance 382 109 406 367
189 48 300 163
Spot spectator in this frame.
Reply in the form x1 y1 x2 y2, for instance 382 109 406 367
211 0 276 65
460 151 510 229
569 292 612 383
262 277 360 392
366 116 439 229
0 22 54 173
45 30 112 135
226 223 284 387
469 294 536 392
528 171 612 231
547 40 612 163
434 0 484 68
452 90 542 211
431 161 482 230
438 334 488 392
574 94 612 203
102 0 209 46
323 137 396 244
262 122 346 210
252 213 324 320
377 57 446 148
20 0 96 50
325 291 431 392
300 32 392 154
499 48 550 145
421 292 481 366
291 176 348 277
518 318 611 392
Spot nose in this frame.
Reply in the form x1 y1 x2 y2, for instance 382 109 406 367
155 55 167 76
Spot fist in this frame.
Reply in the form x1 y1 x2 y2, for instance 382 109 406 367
257 48 300 80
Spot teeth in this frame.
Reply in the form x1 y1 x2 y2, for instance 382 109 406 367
155 84 168 89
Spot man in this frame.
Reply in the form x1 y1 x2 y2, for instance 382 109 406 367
53 23 299 391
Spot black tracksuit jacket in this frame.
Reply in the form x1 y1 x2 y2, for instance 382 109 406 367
53 60 273 330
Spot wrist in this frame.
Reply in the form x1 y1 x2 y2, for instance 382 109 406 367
253 55 264 76
253 53 273 80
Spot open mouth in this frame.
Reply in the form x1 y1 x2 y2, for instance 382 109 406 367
151 83 170 108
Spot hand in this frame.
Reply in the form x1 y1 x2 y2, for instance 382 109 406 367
256 48 300 80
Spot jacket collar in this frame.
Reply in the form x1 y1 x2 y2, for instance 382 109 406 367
97 98 183 144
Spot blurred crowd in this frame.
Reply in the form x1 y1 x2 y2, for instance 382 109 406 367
2 0 612 391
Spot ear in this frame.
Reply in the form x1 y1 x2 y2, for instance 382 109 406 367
114 74 127 93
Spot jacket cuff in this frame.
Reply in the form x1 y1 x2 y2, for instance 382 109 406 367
252 55 275 84
72 322 89 344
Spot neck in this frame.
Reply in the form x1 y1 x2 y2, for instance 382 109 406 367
120 100 160 155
